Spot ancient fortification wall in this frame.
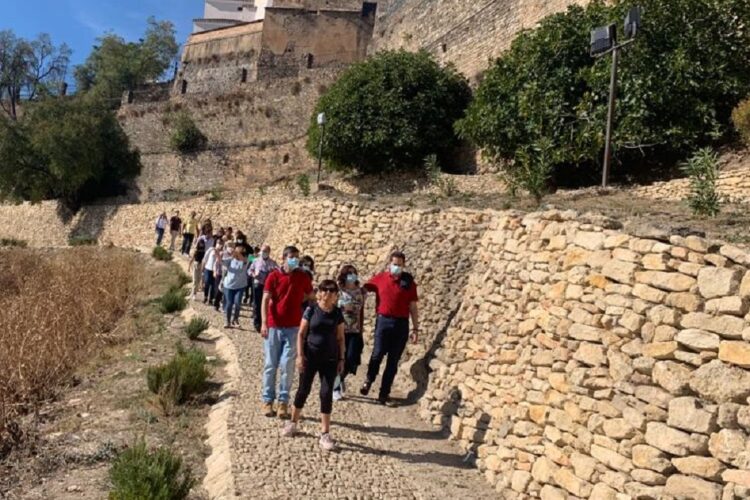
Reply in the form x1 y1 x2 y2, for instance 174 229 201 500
370 0 588 79
118 69 340 200
7 196 750 498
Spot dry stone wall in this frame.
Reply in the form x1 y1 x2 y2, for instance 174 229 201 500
5 196 750 498
632 163 750 204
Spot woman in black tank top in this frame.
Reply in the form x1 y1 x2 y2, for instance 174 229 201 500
281 279 345 451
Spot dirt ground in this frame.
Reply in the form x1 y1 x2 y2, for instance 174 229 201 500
0 252 220 500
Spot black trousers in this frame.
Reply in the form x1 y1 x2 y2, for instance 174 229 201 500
365 316 409 399
252 282 264 331
294 348 337 415
342 332 364 377
181 233 194 254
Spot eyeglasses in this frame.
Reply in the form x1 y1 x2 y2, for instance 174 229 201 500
319 287 338 293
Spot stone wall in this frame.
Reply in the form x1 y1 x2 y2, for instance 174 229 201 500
118 69 341 200
632 161 750 204
5 195 750 498
371 0 589 80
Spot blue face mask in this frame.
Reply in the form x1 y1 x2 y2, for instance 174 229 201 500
346 273 358 283
390 264 402 276
287 257 299 270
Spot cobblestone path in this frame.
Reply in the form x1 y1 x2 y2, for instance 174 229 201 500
192 301 498 499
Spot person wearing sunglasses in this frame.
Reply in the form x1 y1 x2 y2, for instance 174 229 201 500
360 250 419 406
282 279 345 451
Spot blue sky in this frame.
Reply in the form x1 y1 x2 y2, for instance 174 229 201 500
3 0 202 74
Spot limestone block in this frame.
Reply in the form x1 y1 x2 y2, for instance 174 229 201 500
619 310 645 332
719 341 750 368
602 418 635 440
631 468 667 486
666 292 703 312
720 244 750 265
690 360 750 403
741 271 750 297
532 456 558 484
510 470 532 493
676 329 721 351
644 422 708 456
647 305 681 326
634 384 672 409
539 484 567 500
602 259 638 284
632 444 672 473
652 361 691 395
569 323 604 342
642 341 678 360
667 397 718 434
635 271 696 292
672 456 725 481
717 403 742 429
706 296 749 316
665 475 722 500
573 342 607 366
709 429 748 466
623 481 665 498
697 267 743 299
553 467 592 497
633 283 667 303
642 253 669 271
590 444 633 472
575 231 605 251
681 313 745 339
722 469 750 488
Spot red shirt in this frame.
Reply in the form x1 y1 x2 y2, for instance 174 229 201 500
365 271 418 319
264 269 313 328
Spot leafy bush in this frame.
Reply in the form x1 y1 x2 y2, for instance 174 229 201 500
109 438 195 500
457 0 750 186
0 238 27 247
681 148 721 217
425 155 458 197
169 112 207 154
146 345 210 405
152 246 172 261
185 317 209 340
158 286 187 314
69 236 97 246
296 174 311 197
0 98 141 209
307 50 471 174
515 138 556 204
732 97 750 146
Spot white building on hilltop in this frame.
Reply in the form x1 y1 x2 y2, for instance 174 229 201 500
193 0 274 33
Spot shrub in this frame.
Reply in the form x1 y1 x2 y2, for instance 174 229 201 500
109 438 195 500
0 238 27 247
169 112 207 154
307 50 471 175
146 345 210 405
176 270 191 288
69 236 97 246
296 174 311 197
732 97 750 146
152 246 172 261
425 155 458 197
681 148 721 217
158 286 187 314
457 0 750 186
514 138 556 205
184 317 209 340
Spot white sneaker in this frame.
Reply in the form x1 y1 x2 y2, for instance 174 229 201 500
319 432 336 451
332 389 343 402
281 421 297 437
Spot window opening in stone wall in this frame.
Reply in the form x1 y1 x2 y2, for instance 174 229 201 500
241 68 248 83
306 54 314 69
181 80 188 95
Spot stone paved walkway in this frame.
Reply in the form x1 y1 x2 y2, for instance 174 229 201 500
191 300 498 499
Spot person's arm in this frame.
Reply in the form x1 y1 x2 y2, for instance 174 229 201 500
358 289 365 334
188 254 195 271
409 301 419 344
260 291 271 338
336 322 346 374
296 319 310 371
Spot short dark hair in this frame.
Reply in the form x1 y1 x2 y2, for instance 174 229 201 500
283 245 300 258
301 255 315 271
318 279 339 293
337 264 359 287
390 251 406 262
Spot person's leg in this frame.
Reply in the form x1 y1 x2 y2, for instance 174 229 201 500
365 317 391 386
185 234 194 254
192 266 201 297
156 228 164 246
203 270 214 303
223 288 232 326
293 353 317 416
278 327 299 404
232 288 244 323
169 231 177 251
379 319 410 401
262 328 283 404
319 360 336 432
253 283 264 331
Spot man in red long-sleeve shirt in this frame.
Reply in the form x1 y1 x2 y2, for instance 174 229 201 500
360 251 419 406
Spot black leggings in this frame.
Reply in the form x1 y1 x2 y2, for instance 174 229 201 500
294 348 337 415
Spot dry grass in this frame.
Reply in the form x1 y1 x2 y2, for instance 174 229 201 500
0 248 146 454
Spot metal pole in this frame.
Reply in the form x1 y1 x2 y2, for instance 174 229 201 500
317 122 326 184
602 46 619 188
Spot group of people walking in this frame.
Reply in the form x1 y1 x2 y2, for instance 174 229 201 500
156 211 420 451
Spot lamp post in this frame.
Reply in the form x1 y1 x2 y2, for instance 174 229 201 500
591 6 642 188
316 112 326 184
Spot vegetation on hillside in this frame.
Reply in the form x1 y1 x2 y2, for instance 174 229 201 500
307 50 471 175
169 111 207 154
681 148 722 217
733 97 750 146
457 0 750 187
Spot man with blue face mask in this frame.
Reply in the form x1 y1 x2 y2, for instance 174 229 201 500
260 245 314 419
360 251 419 406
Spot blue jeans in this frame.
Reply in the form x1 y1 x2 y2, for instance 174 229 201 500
203 270 216 303
262 327 298 403
155 228 165 246
223 287 244 324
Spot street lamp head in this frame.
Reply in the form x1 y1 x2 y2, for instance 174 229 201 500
624 6 642 39
591 24 617 57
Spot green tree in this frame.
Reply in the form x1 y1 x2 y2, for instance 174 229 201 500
307 50 471 174
458 0 750 185
74 17 178 103
169 111 207 154
0 97 141 208
0 31 71 120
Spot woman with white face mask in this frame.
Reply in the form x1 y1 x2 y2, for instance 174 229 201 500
332 264 365 401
